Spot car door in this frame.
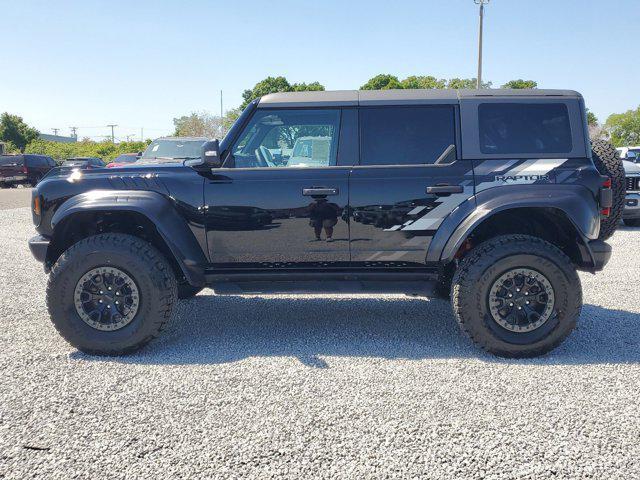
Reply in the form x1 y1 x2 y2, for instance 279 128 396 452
203 108 356 268
349 104 474 267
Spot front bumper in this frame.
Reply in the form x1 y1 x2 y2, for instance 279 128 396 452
28 234 50 263
0 175 28 184
587 239 612 271
623 192 640 219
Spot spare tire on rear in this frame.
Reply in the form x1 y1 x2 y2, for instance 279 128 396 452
591 140 625 240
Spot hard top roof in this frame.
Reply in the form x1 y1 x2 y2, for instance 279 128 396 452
258 89 582 108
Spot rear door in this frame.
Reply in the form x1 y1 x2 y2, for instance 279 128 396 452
349 105 474 267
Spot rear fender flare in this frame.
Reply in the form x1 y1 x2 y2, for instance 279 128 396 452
428 184 600 266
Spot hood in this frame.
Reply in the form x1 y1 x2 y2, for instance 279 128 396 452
623 160 640 175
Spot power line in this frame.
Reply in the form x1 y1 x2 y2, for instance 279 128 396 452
106 124 118 143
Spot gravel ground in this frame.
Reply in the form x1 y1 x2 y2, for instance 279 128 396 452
0 186 31 210
1 206 639 479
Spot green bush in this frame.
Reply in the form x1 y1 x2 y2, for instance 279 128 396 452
24 139 151 164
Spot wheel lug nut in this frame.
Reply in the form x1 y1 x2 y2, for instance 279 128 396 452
525 292 528 296
108 287 112 291
516 288 521 292
517 306 522 310
508 293 513 298
99 291 103 294
526 301 530 305
99 300 103 303
509 303 514 307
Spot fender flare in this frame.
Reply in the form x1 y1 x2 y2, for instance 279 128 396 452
427 184 600 266
51 190 207 286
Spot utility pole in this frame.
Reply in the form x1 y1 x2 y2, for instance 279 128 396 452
52 128 59 136
140 127 144 142
106 124 118 143
220 90 224 136
475 0 490 89
70 127 78 138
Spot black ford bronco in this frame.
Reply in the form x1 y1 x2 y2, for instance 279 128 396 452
28 89 621 358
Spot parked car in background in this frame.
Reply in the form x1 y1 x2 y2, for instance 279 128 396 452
107 153 140 168
139 137 207 163
622 159 640 226
61 157 105 170
617 146 640 163
0 154 56 187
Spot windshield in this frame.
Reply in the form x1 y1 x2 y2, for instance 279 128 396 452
114 154 138 164
0 155 23 166
141 139 205 160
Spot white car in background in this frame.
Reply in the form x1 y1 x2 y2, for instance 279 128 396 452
621 155 640 226
617 146 640 163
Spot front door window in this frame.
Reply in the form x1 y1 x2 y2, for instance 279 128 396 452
230 109 340 169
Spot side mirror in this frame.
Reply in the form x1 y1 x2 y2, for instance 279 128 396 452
201 139 222 168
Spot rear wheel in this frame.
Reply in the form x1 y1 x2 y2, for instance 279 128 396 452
451 234 581 358
623 218 640 227
591 140 625 240
47 233 177 355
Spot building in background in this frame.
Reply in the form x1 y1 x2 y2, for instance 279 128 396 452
38 133 76 143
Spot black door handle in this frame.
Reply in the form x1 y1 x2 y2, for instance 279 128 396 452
426 185 463 195
303 187 338 196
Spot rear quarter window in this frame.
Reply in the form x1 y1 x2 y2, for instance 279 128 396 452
479 103 572 155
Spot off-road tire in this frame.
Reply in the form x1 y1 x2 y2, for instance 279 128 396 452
623 218 640 227
47 233 177 355
177 281 203 299
451 234 582 358
591 140 624 240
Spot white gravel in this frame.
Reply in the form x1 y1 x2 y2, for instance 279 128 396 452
1 206 639 479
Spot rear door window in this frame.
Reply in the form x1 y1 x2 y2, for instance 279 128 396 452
359 106 456 165
479 103 572 155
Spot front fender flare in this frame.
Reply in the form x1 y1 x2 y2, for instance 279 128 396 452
427 184 600 266
51 190 207 286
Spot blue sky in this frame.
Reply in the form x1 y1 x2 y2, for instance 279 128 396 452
1 0 639 141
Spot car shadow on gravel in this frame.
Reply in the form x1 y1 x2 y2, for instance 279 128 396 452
70 293 640 366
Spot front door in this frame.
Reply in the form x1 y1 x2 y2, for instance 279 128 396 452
349 105 474 267
204 108 351 268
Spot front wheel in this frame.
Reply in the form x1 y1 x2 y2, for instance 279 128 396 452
451 235 582 358
47 233 178 355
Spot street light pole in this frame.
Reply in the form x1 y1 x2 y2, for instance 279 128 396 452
475 0 490 89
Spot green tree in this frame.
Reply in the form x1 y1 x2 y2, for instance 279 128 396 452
240 77 326 109
291 81 325 92
446 77 492 89
173 111 224 138
501 79 538 89
0 113 39 151
360 74 402 90
25 138 150 164
400 75 447 89
605 107 640 147
586 109 598 127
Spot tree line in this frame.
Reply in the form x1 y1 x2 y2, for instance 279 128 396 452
2 74 640 161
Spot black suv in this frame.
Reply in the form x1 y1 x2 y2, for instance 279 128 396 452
28 89 615 358
0 154 56 187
